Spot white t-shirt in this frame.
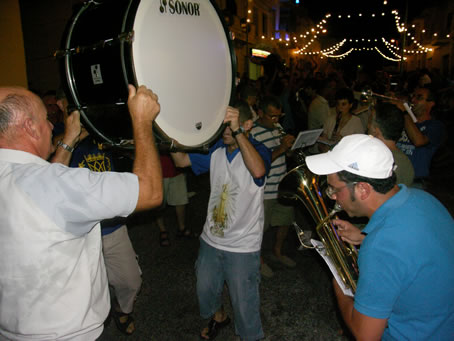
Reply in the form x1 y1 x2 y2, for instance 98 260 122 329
201 147 265 253
308 95 331 130
322 112 365 139
0 149 138 341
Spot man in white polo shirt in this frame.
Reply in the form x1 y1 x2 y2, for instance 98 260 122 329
0 85 163 340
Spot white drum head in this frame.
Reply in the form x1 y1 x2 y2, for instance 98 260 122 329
133 0 234 147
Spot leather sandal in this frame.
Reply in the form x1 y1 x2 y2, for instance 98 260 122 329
159 231 170 247
112 310 135 336
200 316 231 340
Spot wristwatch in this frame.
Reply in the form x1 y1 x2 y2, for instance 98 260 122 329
231 126 245 138
57 140 75 153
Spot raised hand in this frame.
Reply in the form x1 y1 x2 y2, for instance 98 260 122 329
223 106 240 132
127 85 160 124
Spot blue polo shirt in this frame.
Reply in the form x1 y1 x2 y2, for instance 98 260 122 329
355 185 454 340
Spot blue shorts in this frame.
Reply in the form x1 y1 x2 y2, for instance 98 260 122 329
196 239 264 341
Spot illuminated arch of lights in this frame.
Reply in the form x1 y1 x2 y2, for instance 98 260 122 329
249 2 437 62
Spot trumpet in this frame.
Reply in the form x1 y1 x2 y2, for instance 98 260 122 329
274 123 287 139
360 89 417 123
360 89 404 103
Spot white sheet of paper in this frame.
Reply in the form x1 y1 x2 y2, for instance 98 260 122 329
311 239 354 297
291 129 324 150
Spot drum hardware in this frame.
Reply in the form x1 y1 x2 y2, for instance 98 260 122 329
99 139 135 150
98 139 210 155
278 164 359 293
159 140 210 154
54 32 134 58
67 102 126 114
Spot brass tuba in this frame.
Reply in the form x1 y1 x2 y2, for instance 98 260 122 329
278 163 359 293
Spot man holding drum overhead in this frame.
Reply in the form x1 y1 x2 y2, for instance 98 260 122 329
305 134 454 341
0 85 163 340
171 102 271 341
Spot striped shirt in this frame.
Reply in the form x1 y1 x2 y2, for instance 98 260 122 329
250 122 287 199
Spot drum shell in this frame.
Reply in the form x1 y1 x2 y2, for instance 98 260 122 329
63 0 236 148
64 1 138 143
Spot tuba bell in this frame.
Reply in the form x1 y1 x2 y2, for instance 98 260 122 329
278 163 359 293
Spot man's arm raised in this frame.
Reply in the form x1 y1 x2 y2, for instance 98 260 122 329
170 150 191 168
49 110 81 165
226 107 266 179
128 85 163 211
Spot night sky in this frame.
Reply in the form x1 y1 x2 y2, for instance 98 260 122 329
289 0 436 71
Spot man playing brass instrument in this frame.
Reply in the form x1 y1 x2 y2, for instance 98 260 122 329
305 134 454 340
250 96 296 277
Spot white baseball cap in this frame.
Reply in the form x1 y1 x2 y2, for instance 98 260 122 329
306 134 394 179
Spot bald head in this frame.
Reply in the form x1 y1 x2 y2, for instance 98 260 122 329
0 87 54 158
0 87 35 138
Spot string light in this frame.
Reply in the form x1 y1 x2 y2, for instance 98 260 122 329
375 47 405 61
243 5 439 62
323 48 354 58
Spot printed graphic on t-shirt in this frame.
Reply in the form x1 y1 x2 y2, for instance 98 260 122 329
78 152 112 172
210 183 230 237
397 127 427 157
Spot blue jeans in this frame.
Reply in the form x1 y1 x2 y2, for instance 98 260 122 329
196 239 264 341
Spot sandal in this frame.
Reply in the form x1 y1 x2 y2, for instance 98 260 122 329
176 228 197 239
200 316 231 340
159 231 170 247
111 310 135 336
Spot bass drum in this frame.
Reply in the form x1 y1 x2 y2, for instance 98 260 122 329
63 0 236 148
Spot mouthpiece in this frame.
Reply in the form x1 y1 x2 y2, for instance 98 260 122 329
330 203 342 216
274 124 286 138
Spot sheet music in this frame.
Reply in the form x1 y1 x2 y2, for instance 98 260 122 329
291 129 324 150
311 239 354 297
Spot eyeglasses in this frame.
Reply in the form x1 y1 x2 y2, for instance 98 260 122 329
325 182 357 199
265 113 281 120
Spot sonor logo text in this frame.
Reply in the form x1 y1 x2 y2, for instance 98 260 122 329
160 0 200 16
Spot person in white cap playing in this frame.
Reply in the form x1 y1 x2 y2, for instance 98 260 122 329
305 134 454 341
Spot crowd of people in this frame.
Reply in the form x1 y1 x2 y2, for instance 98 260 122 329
0 56 453 340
